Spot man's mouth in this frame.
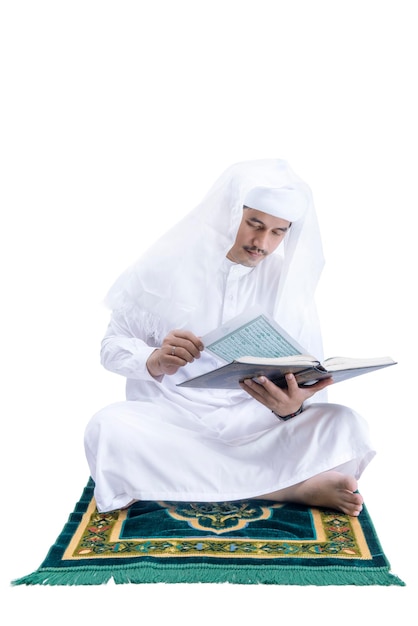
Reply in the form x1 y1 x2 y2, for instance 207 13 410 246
244 247 266 258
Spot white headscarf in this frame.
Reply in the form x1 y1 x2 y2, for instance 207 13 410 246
105 159 325 358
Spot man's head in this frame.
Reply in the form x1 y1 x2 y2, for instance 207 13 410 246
227 208 291 267
227 184 307 267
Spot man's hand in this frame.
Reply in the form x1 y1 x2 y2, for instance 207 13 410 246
240 373 333 418
147 330 204 378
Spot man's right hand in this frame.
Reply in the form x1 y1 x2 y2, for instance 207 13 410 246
146 330 204 378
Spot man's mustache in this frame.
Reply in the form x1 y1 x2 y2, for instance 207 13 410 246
244 246 267 255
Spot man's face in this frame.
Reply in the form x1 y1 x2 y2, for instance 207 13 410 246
227 208 291 267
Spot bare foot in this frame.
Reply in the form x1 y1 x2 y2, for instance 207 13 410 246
260 471 364 516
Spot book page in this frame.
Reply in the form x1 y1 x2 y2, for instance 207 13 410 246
238 354 317 366
202 308 307 363
323 355 396 371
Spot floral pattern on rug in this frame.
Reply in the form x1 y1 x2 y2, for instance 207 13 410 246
66 497 370 561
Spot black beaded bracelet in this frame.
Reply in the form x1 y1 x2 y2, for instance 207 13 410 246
272 404 304 421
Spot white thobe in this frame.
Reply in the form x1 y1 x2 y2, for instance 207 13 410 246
85 260 375 512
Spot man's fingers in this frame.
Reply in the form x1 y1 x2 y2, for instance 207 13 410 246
239 379 268 404
284 373 299 391
168 345 195 363
165 330 204 359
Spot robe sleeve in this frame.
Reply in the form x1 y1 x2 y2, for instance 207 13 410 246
100 308 161 381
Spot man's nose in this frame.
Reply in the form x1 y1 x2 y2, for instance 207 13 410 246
253 231 268 250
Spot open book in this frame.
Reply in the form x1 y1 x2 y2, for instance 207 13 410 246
178 308 396 389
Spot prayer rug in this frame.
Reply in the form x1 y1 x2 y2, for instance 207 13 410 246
12 479 404 586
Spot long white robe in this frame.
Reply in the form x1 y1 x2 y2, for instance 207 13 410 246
84 260 376 512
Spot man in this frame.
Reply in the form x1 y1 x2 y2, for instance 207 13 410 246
84 159 375 515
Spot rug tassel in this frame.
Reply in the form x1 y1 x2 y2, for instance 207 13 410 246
11 564 406 587
12 568 114 586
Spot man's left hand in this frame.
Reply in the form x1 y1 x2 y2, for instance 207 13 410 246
239 373 333 418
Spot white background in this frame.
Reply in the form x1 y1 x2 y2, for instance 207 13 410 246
2 1 416 623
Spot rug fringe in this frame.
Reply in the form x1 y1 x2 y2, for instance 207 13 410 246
11 568 113 586
11 563 406 587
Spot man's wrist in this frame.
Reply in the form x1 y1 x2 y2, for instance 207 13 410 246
146 349 164 379
272 404 304 421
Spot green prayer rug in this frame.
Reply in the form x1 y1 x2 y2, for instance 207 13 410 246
12 479 405 586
